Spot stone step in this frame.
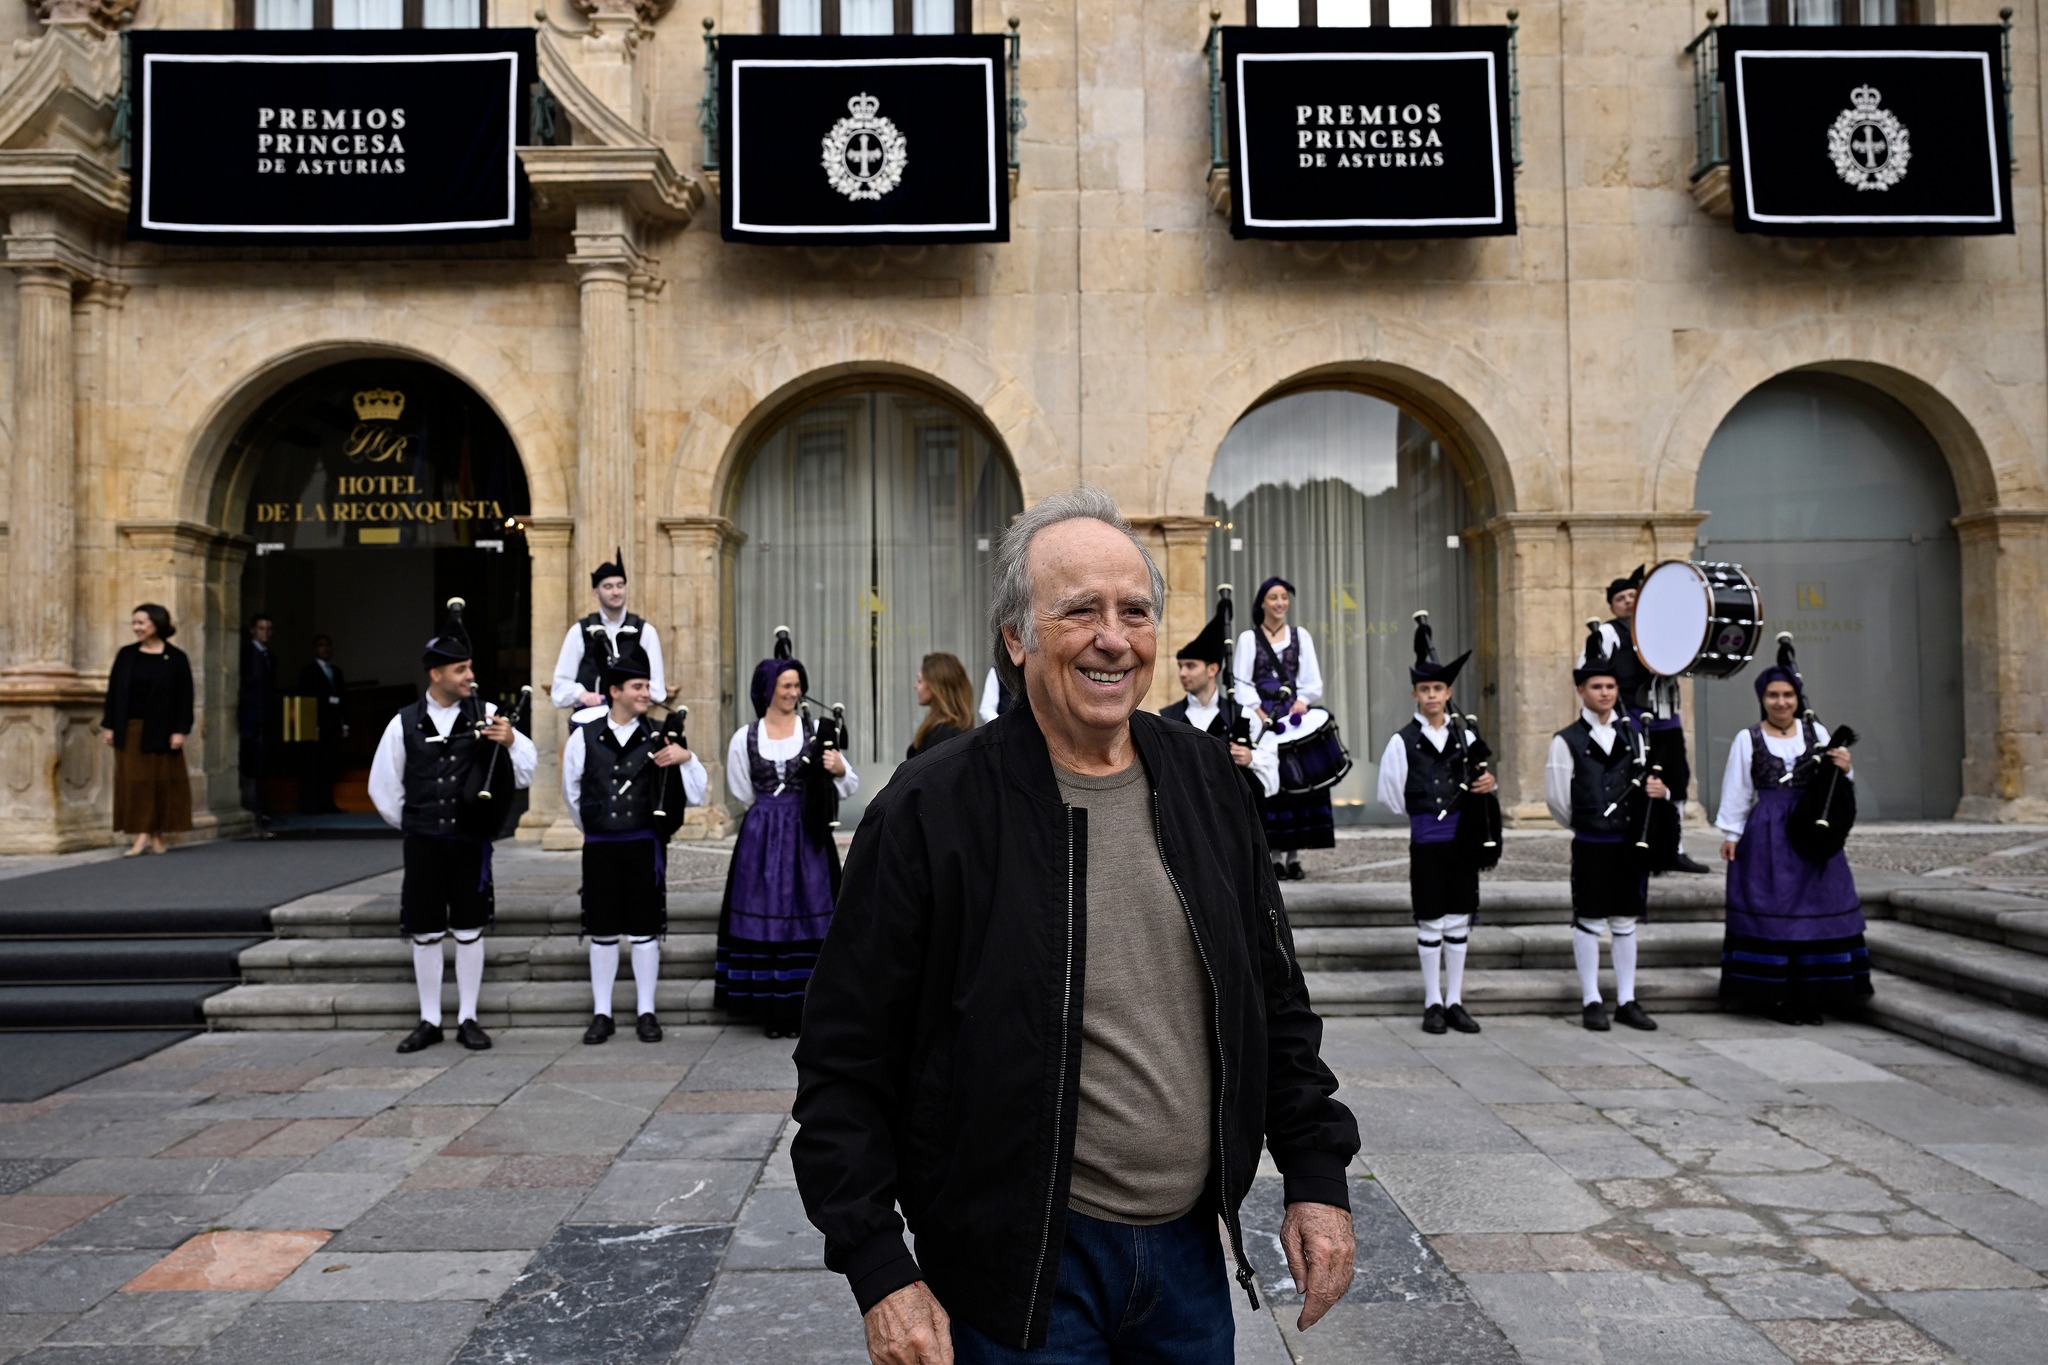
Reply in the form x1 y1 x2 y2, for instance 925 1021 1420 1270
1303 966 1724 1017
202 979 727 1031
1884 887 2048 958
1278 877 1735 926
237 934 719 984
1863 922 2048 1016
268 891 724 939
1294 922 1725 972
1863 971 2048 1086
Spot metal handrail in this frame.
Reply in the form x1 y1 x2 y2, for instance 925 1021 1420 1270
1204 12 1226 172
1007 16 1026 171
1685 20 1726 183
699 18 720 173
1506 8 1522 168
2001 7 2016 169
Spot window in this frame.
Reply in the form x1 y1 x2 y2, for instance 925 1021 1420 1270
1725 0 1924 20
1250 0 1457 24
765 0 973 34
239 0 482 27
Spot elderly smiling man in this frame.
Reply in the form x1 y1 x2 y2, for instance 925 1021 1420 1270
793 488 1360 1364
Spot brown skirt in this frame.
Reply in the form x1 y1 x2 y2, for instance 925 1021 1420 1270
114 719 192 835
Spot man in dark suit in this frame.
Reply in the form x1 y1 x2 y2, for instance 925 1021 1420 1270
298 635 349 814
238 614 276 831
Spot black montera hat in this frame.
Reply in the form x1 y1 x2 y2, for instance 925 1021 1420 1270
422 599 473 670
601 644 653 693
1177 603 1230 665
1573 618 1617 686
591 547 627 588
1408 610 1470 687
1606 564 1645 603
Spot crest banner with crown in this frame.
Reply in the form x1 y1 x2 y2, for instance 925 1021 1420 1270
1719 26 2011 238
719 35 1009 246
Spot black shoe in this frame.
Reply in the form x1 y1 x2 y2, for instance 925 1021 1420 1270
456 1019 493 1050
1770 1001 1806 1026
1614 1000 1658 1031
1797 1007 1825 1027
583 1014 615 1045
636 1013 663 1043
1582 1003 1611 1032
1670 852 1713 875
764 1025 785 1040
1422 1004 1448 1035
1287 863 1307 881
395 1020 443 1054
1445 1003 1482 1034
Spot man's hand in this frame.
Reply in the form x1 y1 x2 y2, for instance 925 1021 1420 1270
653 744 691 768
1281 1201 1355 1331
1229 742 1255 768
169 734 185 752
101 727 115 748
1721 839 1739 863
1646 775 1669 800
1471 771 1497 795
578 690 604 709
863 1282 951 1365
481 717 516 749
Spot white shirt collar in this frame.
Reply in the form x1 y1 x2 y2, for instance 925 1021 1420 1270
1581 706 1617 732
607 714 642 743
598 606 627 628
1185 686 1221 710
426 694 463 716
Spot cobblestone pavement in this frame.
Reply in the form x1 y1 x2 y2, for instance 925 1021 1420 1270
3 1009 2047 1363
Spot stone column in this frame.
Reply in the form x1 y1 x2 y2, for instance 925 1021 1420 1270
1477 514 1573 823
520 516 577 845
660 516 743 836
569 200 645 579
1128 515 1216 712
1954 509 2048 821
7 265 81 678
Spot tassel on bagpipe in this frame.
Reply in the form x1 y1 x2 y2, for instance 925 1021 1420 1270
802 700 848 849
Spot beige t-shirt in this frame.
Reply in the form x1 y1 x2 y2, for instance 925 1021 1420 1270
1054 760 1215 1225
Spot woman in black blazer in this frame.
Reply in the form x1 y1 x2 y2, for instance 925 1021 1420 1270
906 651 977 760
101 603 194 855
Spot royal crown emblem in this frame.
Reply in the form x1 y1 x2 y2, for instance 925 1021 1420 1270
352 388 405 422
1829 84 1910 192
822 91 908 202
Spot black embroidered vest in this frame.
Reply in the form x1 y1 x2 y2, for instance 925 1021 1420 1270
1558 718 1635 839
578 716 661 834
399 699 489 838
574 612 646 693
1399 719 1466 818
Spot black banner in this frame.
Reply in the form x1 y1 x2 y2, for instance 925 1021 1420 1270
1221 25 1515 240
127 29 533 245
1721 26 2011 237
719 35 1008 246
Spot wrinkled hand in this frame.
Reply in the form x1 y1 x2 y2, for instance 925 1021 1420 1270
1471 771 1497 795
1281 1201 1355 1331
653 744 691 768
1828 748 1851 772
1646 775 1669 800
1721 839 1738 863
823 749 848 777
481 717 516 748
1229 742 1255 768
169 734 185 752
864 1282 951 1365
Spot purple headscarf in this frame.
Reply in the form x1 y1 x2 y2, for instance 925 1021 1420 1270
1753 664 1805 718
750 658 808 719
1253 576 1297 626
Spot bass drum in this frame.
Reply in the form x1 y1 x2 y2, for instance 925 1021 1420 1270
1633 560 1763 679
1274 707 1353 795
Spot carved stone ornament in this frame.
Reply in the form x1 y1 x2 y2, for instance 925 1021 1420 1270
25 0 133 31
571 0 677 23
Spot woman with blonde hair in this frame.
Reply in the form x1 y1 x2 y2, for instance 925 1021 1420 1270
908 651 976 760
101 603 194 856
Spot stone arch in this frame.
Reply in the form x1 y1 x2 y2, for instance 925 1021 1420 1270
663 321 1066 518
1162 317 1559 519
1649 321 2039 518
146 309 572 530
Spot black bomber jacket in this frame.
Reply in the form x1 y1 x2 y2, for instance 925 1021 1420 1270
791 700 1360 1350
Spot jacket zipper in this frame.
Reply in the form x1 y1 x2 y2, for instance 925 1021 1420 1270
1155 792 1261 1310
1022 805 1078 1346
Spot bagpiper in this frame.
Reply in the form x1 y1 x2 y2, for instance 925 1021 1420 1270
561 644 706 1044
1161 593 1278 808
551 547 667 712
1376 613 1496 1035
1547 622 1663 1032
369 602 536 1054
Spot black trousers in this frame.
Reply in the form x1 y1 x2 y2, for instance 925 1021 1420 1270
581 836 667 939
399 835 495 938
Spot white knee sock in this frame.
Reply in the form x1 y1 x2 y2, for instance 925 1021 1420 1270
589 941 619 1018
1573 929 1604 1006
1417 937 1444 1009
1613 931 1639 1006
1444 938 1468 1008
453 935 485 1024
630 940 660 1017
411 939 444 1026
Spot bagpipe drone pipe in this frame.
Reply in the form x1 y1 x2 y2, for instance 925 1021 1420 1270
1448 715 1504 873
1786 717 1859 865
801 700 849 849
650 698 691 844
444 597 531 841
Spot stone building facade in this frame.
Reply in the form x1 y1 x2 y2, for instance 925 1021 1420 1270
0 0 2043 854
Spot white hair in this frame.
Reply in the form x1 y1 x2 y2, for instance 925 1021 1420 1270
988 486 1166 697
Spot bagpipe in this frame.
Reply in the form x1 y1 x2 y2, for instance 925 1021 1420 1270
801 698 849 849
1219 585 1254 751
649 697 691 844
1446 711 1504 872
1773 636 1859 863
446 597 531 841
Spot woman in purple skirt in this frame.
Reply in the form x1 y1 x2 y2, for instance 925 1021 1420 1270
1714 647 1866 1025
718 635 859 1037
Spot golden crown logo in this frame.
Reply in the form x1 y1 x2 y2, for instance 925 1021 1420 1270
353 389 405 423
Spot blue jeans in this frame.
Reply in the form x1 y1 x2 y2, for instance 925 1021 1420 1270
951 1206 1235 1364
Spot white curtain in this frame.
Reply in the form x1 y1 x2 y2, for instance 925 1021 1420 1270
1319 0 1373 24
253 0 314 27
913 0 956 35
840 0 895 34
423 0 482 26
332 0 406 28
1793 0 1843 21
1206 390 1474 824
778 0 824 35
1387 0 1435 25
1255 0 1302 27
734 392 1022 815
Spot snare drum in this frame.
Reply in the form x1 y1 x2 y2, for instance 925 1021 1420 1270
1274 707 1354 795
1632 560 1763 679
569 704 609 726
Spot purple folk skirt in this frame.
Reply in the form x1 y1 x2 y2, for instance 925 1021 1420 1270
715 790 840 1022
1722 787 1870 1005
